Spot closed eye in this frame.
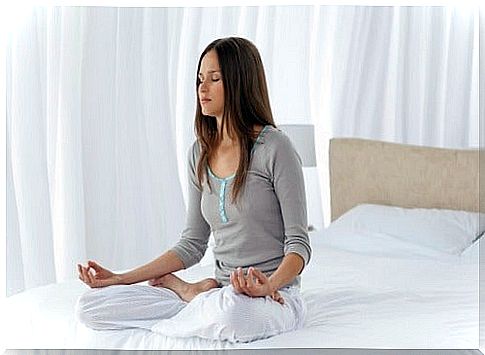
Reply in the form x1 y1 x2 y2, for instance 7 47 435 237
199 78 220 83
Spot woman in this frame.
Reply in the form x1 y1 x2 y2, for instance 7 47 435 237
76 37 311 343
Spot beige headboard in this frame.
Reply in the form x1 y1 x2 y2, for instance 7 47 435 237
329 138 480 221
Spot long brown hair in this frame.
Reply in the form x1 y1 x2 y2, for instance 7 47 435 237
194 37 276 204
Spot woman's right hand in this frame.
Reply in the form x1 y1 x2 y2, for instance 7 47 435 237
77 260 124 288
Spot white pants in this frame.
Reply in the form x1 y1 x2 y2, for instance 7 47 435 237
75 284 306 343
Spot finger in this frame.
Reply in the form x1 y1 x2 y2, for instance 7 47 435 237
270 291 281 304
237 267 246 289
88 260 101 272
274 295 284 305
78 264 84 276
246 267 255 290
240 269 253 295
252 268 268 284
87 267 96 285
234 271 244 293
279 297 285 305
82 267 91 285
275 291 285 305
77 264 83 280
231 271 241 293
83 266 94 286
80 265 88 282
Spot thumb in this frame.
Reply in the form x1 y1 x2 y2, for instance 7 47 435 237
251 268 268 283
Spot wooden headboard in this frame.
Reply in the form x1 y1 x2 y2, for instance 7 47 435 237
329 138 480 221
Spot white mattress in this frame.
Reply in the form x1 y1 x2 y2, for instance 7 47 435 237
5 229 479 350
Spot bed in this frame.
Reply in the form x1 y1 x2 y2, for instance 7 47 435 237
4 138 482 354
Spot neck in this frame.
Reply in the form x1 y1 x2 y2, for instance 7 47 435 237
218 135 238 149
215 117 238 147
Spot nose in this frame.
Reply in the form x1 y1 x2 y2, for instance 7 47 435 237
199 81 208 93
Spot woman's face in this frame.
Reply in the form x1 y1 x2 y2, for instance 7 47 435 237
198 50 225 118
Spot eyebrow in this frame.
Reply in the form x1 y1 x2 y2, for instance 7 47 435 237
198 70 221 75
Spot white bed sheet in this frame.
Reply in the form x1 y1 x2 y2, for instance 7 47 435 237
5 230 479 350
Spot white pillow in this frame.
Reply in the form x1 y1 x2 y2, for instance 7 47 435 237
328 204 483 255
317 227 463 260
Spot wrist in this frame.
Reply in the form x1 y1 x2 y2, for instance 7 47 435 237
268 277 278 293
117 273 128 285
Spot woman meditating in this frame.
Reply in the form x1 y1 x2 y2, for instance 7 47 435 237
76 36 311 343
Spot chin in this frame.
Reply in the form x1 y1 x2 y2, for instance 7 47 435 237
202 110 216 117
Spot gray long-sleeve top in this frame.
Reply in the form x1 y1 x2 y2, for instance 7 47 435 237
170 125 312 289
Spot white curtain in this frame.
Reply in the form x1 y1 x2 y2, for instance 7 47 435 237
6 5 478 296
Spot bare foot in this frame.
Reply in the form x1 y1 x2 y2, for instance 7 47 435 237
149 274 219 302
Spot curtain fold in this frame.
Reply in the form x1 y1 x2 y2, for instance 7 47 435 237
6 5 478 296
9 7 56 292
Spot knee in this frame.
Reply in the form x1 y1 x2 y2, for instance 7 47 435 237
75 289 104 330
213 290 272 343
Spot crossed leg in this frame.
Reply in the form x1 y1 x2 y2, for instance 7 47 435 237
150 284 306 343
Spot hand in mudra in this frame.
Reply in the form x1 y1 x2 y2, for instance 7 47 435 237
77 260 123 288
230 266 284 305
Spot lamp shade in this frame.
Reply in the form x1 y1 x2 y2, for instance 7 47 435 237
278 124 316 167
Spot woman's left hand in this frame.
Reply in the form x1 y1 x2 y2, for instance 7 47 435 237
230 267 284 304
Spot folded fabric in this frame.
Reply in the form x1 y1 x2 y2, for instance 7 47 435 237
150 285 305 343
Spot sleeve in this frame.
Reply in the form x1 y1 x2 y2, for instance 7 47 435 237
169 141 211 269
270 133 312 273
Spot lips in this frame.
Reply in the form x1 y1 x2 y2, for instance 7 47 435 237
200 99 211 105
